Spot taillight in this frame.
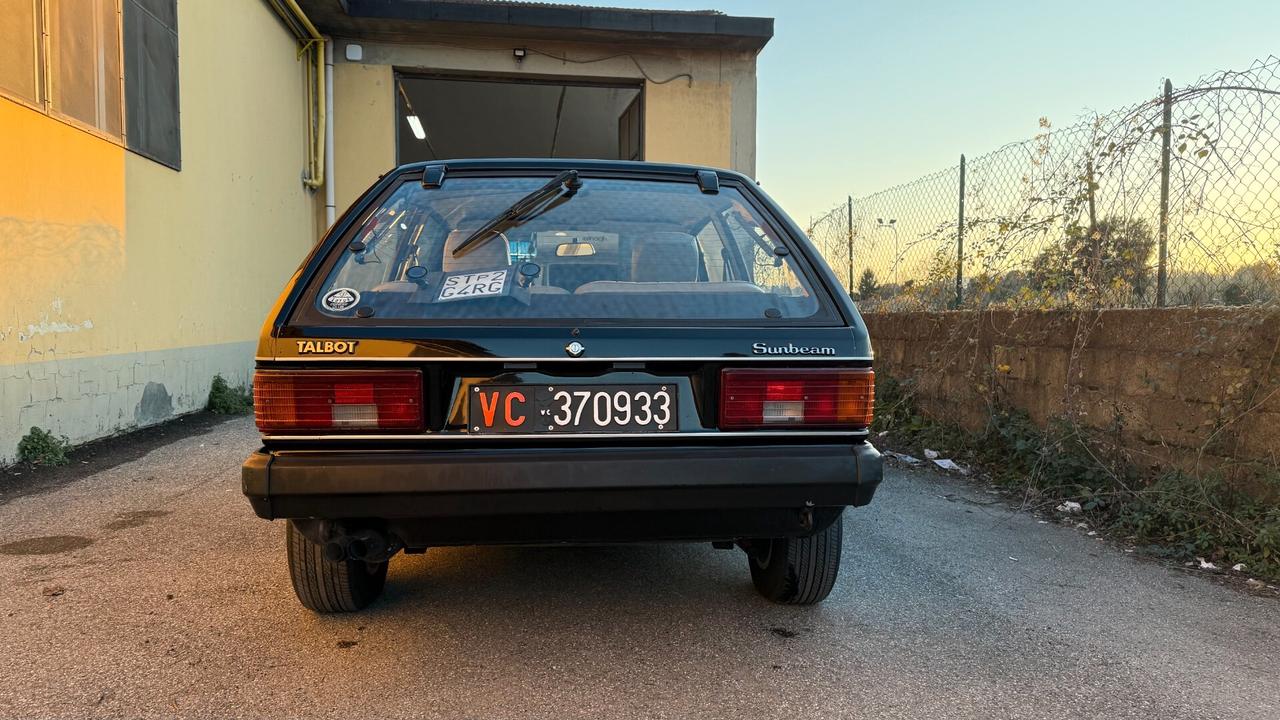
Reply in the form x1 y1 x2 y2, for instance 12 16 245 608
719 368 874 430
253 370 422 432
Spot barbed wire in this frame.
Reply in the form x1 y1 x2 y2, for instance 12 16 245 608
809 56 1280 311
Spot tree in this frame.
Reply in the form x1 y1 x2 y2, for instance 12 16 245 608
1063 215 1156 298
856 268 880 300
967 269 1029 306
1222 262 1279 305
1029 215 1155 301
1028 243 1073 293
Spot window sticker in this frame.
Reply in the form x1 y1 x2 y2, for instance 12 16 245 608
322 287 361 312
437 270 509 302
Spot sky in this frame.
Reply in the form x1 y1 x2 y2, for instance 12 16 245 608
586 0 1280 224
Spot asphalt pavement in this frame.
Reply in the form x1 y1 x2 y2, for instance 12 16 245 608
1 416 1276 719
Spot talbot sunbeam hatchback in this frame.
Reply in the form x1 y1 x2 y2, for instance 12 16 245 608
242 159 882 612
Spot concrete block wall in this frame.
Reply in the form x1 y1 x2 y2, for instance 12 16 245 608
863 308 1280 477
0 342 254 465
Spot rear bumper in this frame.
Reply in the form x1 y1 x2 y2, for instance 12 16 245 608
242 442 881 544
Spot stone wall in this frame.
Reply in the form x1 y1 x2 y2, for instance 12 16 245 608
863 308 1280 477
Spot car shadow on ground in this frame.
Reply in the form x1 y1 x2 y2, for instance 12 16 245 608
288 542 845 665
295 541 851 632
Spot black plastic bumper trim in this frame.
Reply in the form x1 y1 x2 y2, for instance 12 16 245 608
242 442 881 521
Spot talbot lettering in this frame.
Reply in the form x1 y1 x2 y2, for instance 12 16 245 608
296 340 359 355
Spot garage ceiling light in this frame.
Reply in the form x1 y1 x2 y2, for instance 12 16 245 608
406 115 426 140
396 80 429 143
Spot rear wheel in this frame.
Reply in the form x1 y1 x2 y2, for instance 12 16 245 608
748 511 843 605
286 520 388 612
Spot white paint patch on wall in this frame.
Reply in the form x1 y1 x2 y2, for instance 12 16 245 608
20 318 94 342
4 299 96 344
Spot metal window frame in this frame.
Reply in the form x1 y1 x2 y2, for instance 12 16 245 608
0 0 127 146
122 0 181 169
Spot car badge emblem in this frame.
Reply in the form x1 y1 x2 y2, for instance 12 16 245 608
565 341 585 358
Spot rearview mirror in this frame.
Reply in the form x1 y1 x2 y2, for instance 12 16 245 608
556 242 596 257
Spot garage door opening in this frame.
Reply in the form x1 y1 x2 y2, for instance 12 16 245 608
395 75 642 164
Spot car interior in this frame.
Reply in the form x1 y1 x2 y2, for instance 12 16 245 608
320 178 820 320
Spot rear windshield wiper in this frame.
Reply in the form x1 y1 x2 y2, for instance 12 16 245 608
451 170 583 258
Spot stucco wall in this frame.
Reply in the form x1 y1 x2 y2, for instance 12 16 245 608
332 62 395 211
329 38 758 209
643 79 732 169
864 309 1280 477
0 101 126 368
0 0 318 462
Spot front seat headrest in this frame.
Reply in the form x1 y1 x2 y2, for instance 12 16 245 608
632 232 699 283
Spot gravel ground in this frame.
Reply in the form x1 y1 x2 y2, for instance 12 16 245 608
1 416 1276 720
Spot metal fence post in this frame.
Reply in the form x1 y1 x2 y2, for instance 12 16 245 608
956 154 966 308
846 195 854 293
1157 78 1172 307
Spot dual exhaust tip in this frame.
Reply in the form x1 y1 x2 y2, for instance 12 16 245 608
323 528 399 563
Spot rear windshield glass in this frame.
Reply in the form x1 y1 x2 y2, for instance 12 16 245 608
309 175 829 324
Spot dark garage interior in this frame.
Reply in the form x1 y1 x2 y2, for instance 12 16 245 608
396 75 642 164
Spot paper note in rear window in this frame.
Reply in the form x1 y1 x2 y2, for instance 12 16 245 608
437 269 509 302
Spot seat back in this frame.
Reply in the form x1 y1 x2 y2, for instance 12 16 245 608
631 232 698 283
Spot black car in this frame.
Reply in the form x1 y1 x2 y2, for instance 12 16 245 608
242 159 881 612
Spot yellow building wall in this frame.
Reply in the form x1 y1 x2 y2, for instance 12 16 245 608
643 80 733 169
329 67 737 194
0 100 125 365
333 63 395 210
329 40 753 206
124 0 318 352
1 0 317 460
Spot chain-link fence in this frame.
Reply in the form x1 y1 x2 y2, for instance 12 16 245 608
809 56 1280 311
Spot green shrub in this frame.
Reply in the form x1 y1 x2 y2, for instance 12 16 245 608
17 427 71 466
207 374 252 414
872 374 928 435
980 411 1137 501
1119 471 1280 576
874 371 1280 581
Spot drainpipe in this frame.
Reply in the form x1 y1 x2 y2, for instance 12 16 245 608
268 0 326 191
324 37 336 227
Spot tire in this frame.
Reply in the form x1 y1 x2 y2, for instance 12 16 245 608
748 511 843 605
286 520 388 613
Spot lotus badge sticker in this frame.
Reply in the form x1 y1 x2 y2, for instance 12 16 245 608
322 287 360 312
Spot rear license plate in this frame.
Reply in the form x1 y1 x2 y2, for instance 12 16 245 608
469 384 677 434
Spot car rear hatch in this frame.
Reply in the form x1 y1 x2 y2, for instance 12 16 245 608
253 163 874 445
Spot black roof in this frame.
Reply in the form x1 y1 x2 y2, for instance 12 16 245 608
294 0 773 51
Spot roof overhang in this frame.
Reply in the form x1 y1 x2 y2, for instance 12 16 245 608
292 0 773 52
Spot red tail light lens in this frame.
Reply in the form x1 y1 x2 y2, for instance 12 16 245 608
719 368 874 430
253 370 422 432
